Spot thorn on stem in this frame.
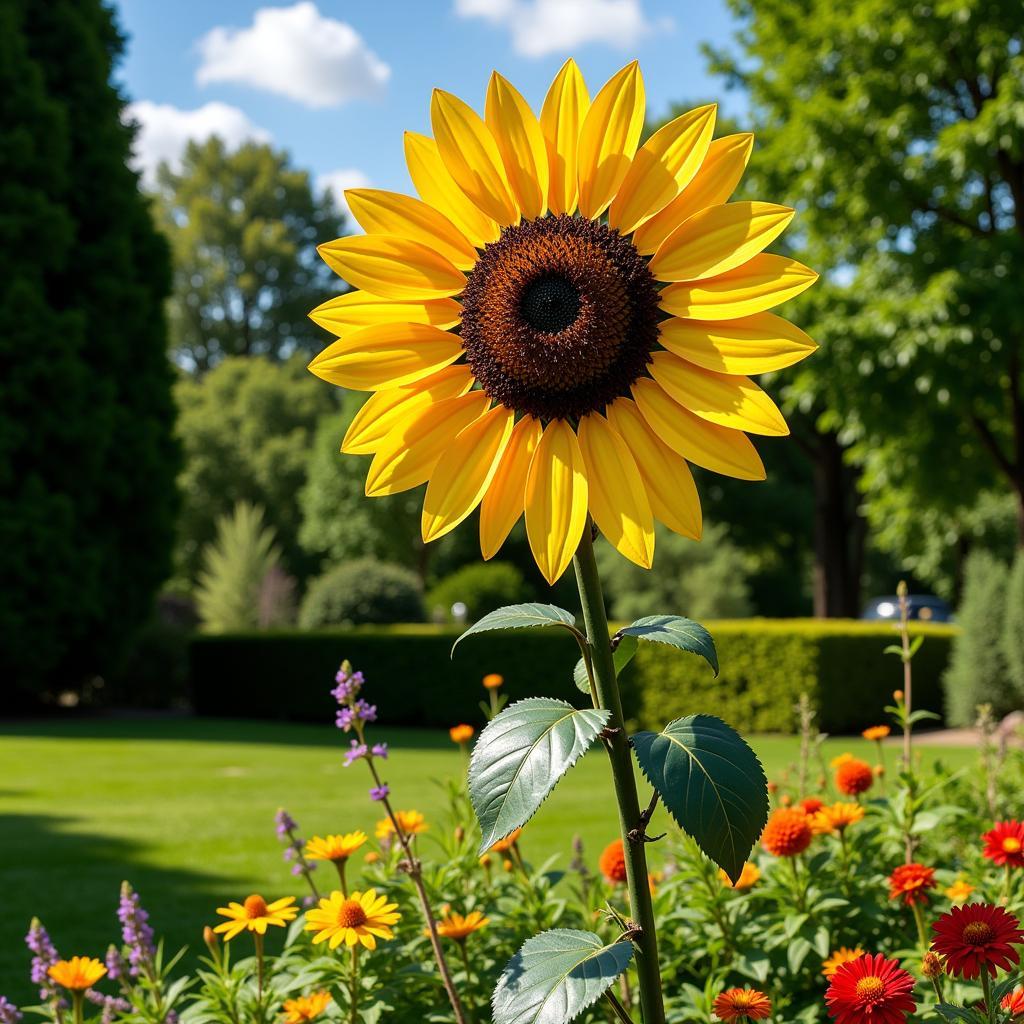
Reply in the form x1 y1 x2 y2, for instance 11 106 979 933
599 726 621 741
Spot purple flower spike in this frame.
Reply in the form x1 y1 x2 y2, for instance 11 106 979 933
371 743 389 759
274 808 298 838
25 918 60 1002
354 700 377 723
369 783 390 802
0 996 22 1024
117 882 156 976
336 707 355 731
344 741 368 767
104 945 125 982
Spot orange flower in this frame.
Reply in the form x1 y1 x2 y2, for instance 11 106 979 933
482 673 504 690
761 808 812 858
283 992 332 1023
375 810 428 840
888 863 936 906
800 797 824 815
720 862 761 890
945 879 974 903
713 987 771 1021
435 910 489 941
835 758 874 796
449 724 474 744
812 802 865 835
599 839 628 883
489 827 522 853
48 957 107 991
822 947 865 978
861 725 891 742
1002 987 1024 1017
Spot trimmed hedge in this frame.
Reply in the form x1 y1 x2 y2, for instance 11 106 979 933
189 619 957 734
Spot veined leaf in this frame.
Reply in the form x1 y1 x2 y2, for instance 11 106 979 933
572 634 638 693
617 615 718 675
452 603 579 655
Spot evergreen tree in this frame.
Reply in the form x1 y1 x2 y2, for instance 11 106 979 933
1003 550 1024 702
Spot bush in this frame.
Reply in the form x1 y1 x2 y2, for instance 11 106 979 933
425 561 531 622
1002 548 1024 704
299 559 424 628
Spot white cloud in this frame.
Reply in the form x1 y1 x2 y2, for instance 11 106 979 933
317 168 372 225
124 100 271 186
453 0 663 57
196 2 390 108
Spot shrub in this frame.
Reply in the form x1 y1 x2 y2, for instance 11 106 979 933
1003 548 1024 703
425 562 531 622
299 559 424 628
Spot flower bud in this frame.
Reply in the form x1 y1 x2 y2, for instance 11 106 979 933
897 580 908 599
893 689 904 702
203 926 217 947
922 951 943 978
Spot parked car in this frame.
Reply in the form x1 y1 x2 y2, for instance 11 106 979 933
861 594 954 622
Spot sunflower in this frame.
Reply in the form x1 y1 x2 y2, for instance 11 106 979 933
307 61 817 584
930 903 1024 979
822 948 866 978
435 910 490 941
213 894 298 940
282 992 332 1023
305 889 400 950
304 832 367 863
825 953 916 1024
48 957 107 991
713 987 772 1021
375 809 428 840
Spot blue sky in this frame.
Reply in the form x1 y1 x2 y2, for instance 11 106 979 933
114 0 746 214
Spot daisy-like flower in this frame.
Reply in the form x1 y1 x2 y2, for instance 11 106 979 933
375 810 428 840
307 61 817 584
822 948 866 978
825 953 916 1024
489 827 522 853
761 808 812 857
482 673 504 689
861 725 891 742
835 758 874 796
930 903 1024 979
720 862 760 890
713 987 771 1021
282 992 332 1023
213 894 298 940
944 879 975 904
305 889 400 950
982 820 1024 868
888 864 936 906
435 910 489 941
599 838 628 882
304 832 368 863
812 802 865 835
1002 987 1024 1017
48 957 107 992
449 723 474 744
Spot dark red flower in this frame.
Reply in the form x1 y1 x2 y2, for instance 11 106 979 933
825 952 916 1024
888 863 936 906
982 821 1024 869
835 758 874 796
931 903 1024 979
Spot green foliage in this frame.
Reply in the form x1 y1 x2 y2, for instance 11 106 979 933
0 0 178 700
298 559 424 628
155 138 344 371
426 562 531 622
618 615 718 676
1005 549 1024 701
452 603 579 652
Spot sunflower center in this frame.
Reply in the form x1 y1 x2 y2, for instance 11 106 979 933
962 921 995 945
855 976 885 1001
1004 838 1022 853
460 214 660 421
336 899 367 929
244 894 268 918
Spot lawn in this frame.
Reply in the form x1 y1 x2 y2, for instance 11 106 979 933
0 717 976 1004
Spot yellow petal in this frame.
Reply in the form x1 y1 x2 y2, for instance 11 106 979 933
345 189 478 271
649 352 789 436
404 132 500 247
431 89 518 226
540 59 590 215
633 133 754 255
421 404 515 542
577 413 654 568
576 61 645 219
318 235 465 300
658 313 817 374
479 416 543 560
342 365 475 454
366 392 491 496
608 104 716 235
650 202 794 283
631 377 766 481
659 254 818 320
485 72 548 220
605 397 701 540
524 420 589 585
309 292 462 335
308 323 463 390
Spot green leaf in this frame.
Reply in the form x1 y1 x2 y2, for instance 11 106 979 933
492 928 634 1024
572 635 638 694
452 603 578 656
470 699 610 854
617 615 718 675
631 714 768 882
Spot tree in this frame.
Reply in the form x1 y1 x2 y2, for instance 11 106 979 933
154 138 344 372
0 0 178 699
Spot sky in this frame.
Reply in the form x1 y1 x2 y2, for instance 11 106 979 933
114 0 747 219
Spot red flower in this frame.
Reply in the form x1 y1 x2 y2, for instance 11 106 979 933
835 758 874 796
599 839 627 883
825 953 916 1024
713 988 772 1021
888 863 936 906
761 808 812 857
1002 987 1024 1017
800 797 825 815
982 821 1024 869
930 903 1024 979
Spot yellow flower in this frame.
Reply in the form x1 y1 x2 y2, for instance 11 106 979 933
811 802 865 835
822 947 866 978
862 725 891 741
213 894 298 940
483 673 504 689
305 889 400 950
304 832 368 862
945 879 975 903
48 957 107 991
306 62 817 585
489 827 522 853
375 810 428 840
829 752 854 769
449 723 475 744
282 992 332 1023
719 862 761 890
434 909 490 941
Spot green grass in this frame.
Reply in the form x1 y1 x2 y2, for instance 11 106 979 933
0 717 976 1003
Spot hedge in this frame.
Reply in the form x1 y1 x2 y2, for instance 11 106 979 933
189 619 957 734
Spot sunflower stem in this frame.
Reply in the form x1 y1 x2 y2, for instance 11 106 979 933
573 522 666 1024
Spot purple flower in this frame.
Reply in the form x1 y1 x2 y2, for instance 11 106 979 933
0 996 21 1024
371 743 389 759
274 808 298 838
25 918 59 1002
290 863 306 877
354 699 377 723
331 667 365 703
335 706 355 731
369 783 390 802
104 945 125 982
117 882 155 976
343 741 368 766
86 991 131 1024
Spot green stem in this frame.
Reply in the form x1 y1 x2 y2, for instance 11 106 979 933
789 854 807 913
573 523 665 1024
72 992 83 1024
254 931 264 1019
335 858 348 897
981 969 995 1023
349 947 359 1024
605 990 637 1024
911 902 930 954
456 941 477 1024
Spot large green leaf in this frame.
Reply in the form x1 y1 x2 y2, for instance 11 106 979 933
617 615 718 675
452 603 579 656
572 634 638 693
470 698 610 854
631 714 767 882
492 929 634 1024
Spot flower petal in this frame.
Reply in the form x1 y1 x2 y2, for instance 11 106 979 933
479 416 542 560
540 58 590 215
577 412 654 568
342 365 475 454
659 254 818 320
633 133 754 255
404 131 500 247
524 420 589 585
576 61 645 219
309 292 462 335
485 72 548 220
632 377 766 481
365 392 491 496
318 235 465 299
650 202 794 283
308 323 464 391
649 352 789 436
345 189 478 270
606 397 701 540
422 404 515 542
658 313 817 374
608 104 716 235
431 89 518 226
